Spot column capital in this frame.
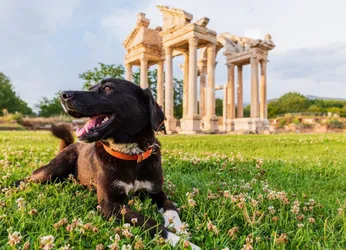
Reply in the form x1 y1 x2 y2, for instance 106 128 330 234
140 55 149 62
157 60 164 66
189 37 199 47
164 46 173 55
227 63 235 69
261 58 268 65
250 56 259 64
207 43 216 52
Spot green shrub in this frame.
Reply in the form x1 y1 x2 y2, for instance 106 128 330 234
302 123 315 129
327 119 344 129
292 117 301 125
278 119 287 128
6 112 24 124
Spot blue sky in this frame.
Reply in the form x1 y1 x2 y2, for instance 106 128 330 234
1 0 346 110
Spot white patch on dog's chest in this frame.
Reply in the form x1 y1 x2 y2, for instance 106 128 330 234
113 180 153 194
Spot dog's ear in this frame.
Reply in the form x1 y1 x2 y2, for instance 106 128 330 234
143 88 165 132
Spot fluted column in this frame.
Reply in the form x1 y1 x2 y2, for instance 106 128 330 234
140 57 148 89
125 63 132 82
203 43 218 132
237 65 243 118
164 47 176 132
260 59 267 119
223 84 228 131
250 56 259 118
188 38 198 117
157 61 164 108
206 45 216 117
183 53 189 117
227 63 235 119
180 37 201 134
199 72 206 117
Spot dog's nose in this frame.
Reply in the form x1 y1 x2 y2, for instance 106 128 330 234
60 91 74 101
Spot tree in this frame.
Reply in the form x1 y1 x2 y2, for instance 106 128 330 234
215 98 223 116
276 92 309 114
0 72 33 116
243 105 250 117
79 63 125 89
307 105 321 113
173 78 183 119
267 101 281 118
132 69 158 98
36 92 64 117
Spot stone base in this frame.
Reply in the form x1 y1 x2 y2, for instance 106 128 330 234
230 118 252 133
202 116 219 133
228 118 270 133
164 117 177 134
225 119 235 132
179 115 202 134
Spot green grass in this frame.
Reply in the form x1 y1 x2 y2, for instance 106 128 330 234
1 131 346 249
0 122 25 130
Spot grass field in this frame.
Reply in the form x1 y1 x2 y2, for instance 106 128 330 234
1 131 346 249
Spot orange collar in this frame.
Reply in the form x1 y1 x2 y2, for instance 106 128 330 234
101 142 153 163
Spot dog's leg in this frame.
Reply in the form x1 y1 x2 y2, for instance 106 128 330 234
15 145 78 186
149 191 201 250
97 187 168 239
149 191 182 233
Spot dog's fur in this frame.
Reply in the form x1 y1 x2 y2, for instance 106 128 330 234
15 78 200 249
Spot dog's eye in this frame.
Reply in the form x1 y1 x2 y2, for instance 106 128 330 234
103 86 111 92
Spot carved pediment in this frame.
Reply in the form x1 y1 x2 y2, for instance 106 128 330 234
157 5 193 32
123 13 162 52
194 17 209 27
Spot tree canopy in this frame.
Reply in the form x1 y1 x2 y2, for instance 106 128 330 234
35 92 64 117
79 63 125 90
0 72 33 116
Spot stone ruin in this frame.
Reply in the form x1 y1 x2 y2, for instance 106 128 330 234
123 5 275 134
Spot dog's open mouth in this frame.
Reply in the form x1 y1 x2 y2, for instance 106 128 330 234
76 114 113 138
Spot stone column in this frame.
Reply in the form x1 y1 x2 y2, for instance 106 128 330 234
199 71 206 117
182 37 201 133
164 47 176 132
183 53 189 117
260 59 267 119
237 65 243 118
125 63 132 82
227 64 235 119
250 56 259 118
203 43 218 132
223 84 228 131
225 63 235 132
140 57 148 89
157 61 164 109
188 38 198 117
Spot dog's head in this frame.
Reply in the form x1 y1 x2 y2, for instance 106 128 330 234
60 78 164 142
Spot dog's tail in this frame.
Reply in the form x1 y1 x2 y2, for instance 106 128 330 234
51 123 74 152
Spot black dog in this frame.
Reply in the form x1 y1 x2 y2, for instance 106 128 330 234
15 78 200 249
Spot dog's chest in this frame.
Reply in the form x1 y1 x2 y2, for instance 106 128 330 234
113 180 153 195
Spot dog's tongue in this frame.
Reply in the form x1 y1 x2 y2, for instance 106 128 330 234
76 116 98 137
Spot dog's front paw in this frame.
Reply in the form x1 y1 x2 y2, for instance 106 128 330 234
13 179 25 187
166 232 201 250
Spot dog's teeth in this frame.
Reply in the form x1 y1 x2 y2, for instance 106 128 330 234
86 127 89 133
